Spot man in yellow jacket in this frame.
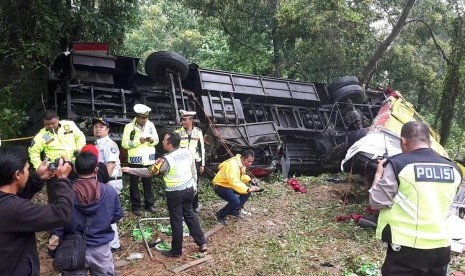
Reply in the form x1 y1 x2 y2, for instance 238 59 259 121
28 110 86 203
122 104 159 216
212 149 261 225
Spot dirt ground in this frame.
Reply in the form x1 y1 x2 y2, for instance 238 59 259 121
35 178 465 275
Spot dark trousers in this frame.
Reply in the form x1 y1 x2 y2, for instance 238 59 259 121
213 185 250 219
166 187 206 255
192 161 201 210
382 245 450 276
129 164 154 211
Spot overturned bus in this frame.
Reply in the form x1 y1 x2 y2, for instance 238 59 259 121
25 42 391 178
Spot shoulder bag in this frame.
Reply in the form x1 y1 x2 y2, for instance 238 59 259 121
52 216 93 272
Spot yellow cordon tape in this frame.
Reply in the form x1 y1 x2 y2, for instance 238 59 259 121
0 136 34 146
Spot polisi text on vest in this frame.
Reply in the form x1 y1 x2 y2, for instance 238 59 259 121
414 165 455 183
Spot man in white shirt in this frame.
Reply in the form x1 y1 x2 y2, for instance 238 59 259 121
93 118 123 252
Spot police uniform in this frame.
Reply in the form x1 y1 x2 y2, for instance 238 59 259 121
176 110 205 166
369 148 462 275
126 147 207 256
163 147 206 255
93 118 122 251
95 136 123 193
121 104 159 213
29 120 85 203
175 110 205 212
29 120 86 169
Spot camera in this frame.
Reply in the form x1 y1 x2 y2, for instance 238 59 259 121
47 158 71 171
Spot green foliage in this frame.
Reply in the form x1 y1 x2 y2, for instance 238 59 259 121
124 0 206 71
0 0 140 138
342 256 380 276
0 85 29 139
450 253 465 273
0 0 139 73
445 121 465 160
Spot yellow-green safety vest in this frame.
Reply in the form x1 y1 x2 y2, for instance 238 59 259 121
175 126 205 166
28 120 86 169
377 160 461 249
121 118 158 165
163 148 194 188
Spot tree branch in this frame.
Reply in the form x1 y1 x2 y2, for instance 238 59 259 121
217 16 265 53
359 0 416 85
404 19 451 65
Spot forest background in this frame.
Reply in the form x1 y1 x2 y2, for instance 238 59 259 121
1 0 465 158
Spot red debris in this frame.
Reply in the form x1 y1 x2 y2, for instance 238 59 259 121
287 178 307 193
336 213 363 222
365 205 379 215
335 214 351 221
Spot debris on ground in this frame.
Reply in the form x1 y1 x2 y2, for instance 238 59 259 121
126 252 144 261
287 178 307 193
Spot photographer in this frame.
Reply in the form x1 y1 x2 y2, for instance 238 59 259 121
0 146 74 276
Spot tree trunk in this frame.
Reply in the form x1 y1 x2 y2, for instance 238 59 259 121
270 0 282 77
436 63 461 145
434 10 465 146
359 0 416 85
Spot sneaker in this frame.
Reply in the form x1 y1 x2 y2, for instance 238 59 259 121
215 212 228 225
132 209 142 216
230 212 245 219
199 244 208 253
231 213 245 219
161 250 181 258
111 246 122 253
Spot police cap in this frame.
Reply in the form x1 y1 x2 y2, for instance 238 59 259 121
179 109 196 118
92 117 109 127
134 104 151 118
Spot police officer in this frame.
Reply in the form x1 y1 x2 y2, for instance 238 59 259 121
93 118 122 252
29 109 86 203
122 132 207 257
175 110 205 213
369 121 462 275
122 104 159 216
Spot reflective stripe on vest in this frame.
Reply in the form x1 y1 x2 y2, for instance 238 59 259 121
163 148 193 188
126 123 156 165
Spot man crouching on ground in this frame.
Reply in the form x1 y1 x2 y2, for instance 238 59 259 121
54 148 123 275
213 149 261 225
0 146 74 275
122 132 207 257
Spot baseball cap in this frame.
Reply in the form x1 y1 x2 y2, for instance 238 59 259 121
92 117 109 127
81 144 99 160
